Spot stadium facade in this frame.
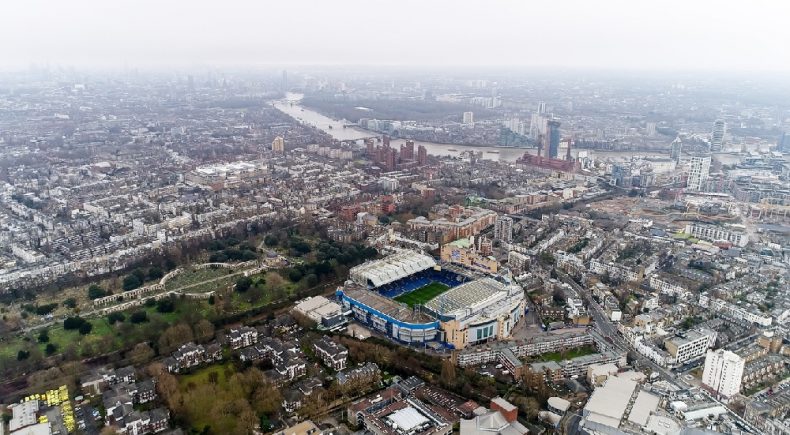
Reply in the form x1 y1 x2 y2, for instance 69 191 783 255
336 250 526 350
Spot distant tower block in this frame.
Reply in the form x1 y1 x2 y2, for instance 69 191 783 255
417 145 428 166
463 111 474 125
670 136 683 163
687 155 711 192
547 120 561 159
272 136 285 154
494 216 514 243
711 119 726 151
646 122 657 137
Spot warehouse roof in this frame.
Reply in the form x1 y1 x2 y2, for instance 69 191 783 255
387 406 429 432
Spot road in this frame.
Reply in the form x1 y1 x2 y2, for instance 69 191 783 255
556 270 688 389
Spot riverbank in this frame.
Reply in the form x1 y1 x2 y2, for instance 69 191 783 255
274 94 749 165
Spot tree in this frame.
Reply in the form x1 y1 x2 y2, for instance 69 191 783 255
152 369 181 411
552 288 566 305
38 329 50 343
64 316 86 330
193 319 215 343
63 298 77 309
132 268 146 282
158 323 194 354
264 272 285 290
88 285 107 300
17 350 30 360
148 266 164 281
440 359 457 387
26 366 67 391
107 312 125 325
522 397 541 420
100 426 120 435
129 342 155 366
235 276 252 293
156 298 176 313
305 273 319 288
539 252 555 266
130 311 148 324
45 343 57 356
123 274 142 291
78 322 93 335
289 239 312 255
31 303 58 315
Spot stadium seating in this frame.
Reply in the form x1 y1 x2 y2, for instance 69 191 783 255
377 270 469 299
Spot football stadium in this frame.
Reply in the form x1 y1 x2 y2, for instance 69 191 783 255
337 250 526 349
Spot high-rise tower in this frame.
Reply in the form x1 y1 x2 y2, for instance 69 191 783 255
711 119 726 152
546 120 561 159
702 349 744 399
687 155 711 191
670 136 683 163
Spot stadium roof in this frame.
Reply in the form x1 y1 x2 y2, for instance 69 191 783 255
341 287 436 325
424 278 505 316
350 250 436 288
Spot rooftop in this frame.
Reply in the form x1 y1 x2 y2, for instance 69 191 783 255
583 375 639 429
350 250 436 288
387 406 430 432
424 278 507 316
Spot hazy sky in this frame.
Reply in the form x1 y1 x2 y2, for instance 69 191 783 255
2 0 789 72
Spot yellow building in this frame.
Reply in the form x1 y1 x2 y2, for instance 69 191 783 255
440 237 498 274
272 136 285 154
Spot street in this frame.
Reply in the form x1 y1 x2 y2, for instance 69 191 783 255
556 270 688 389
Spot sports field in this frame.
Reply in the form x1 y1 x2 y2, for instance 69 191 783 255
394 282 450 307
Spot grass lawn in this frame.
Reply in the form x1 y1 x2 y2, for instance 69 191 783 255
0 337 23 359
534 345 597 363
143 305 182 324
42 318 116 353
164 267 234 291
177 362 237 431
394 282 450 307
178 361 236 390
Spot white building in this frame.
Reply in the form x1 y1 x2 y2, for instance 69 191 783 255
684 222 748 247
711 119 726 151
463 111 474 125
664 329 716 365
670 136 683 163
687 155 711 191
649 275 690 299
710 298 772 327
494 216 514 243
702 349 744 399
589 259 640 282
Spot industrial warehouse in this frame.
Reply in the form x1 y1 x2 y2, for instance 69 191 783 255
336 250 526 349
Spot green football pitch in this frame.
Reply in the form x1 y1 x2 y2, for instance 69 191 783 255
393 282 451 307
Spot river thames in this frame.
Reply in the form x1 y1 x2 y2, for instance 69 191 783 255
274 94 744 165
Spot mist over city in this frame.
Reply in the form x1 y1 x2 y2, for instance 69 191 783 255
0 2 788 435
